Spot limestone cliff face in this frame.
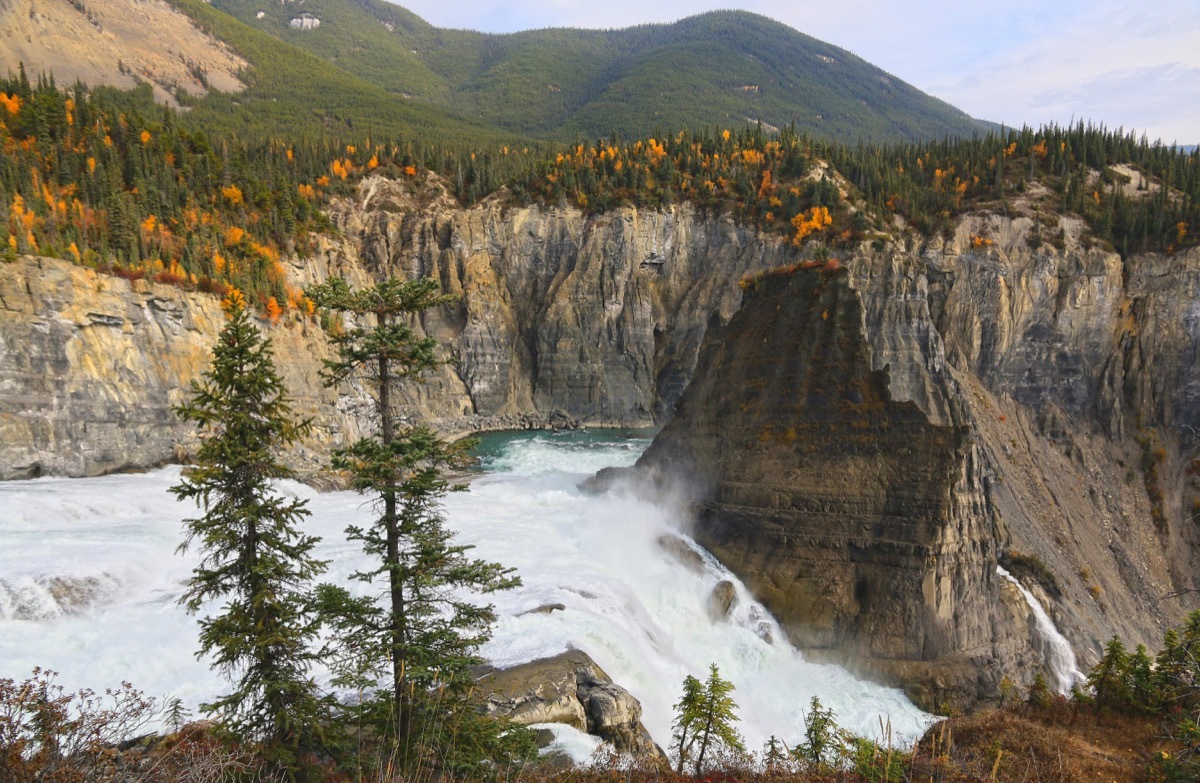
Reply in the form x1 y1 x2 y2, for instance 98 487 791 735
0 175 788 477
0 257 362 479
317 176 790 428
636 216 1200 709
637 266 1031 709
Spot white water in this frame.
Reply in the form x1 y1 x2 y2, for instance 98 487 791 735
996 566 1086 693
0 430 932 756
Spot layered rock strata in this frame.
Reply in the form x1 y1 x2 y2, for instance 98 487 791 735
635 220 1200 709
637 265 1029 709
0 175 790 477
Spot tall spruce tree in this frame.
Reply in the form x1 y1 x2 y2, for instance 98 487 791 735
172 291 329 775
306 276 524 772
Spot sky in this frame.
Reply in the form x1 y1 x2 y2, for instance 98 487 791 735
396 0 1200 144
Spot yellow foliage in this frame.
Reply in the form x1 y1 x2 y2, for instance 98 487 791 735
221 185 244 205
224 226 246 246
140 130 152 145
265 296 282 323
790 206 832 246
141 215 157 235
222 288 246 313
403 165 417 177
0 93 20 115
757 169 773 199
68 242 80 262
742 149 765 166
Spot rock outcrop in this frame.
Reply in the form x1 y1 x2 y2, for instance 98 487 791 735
637 265 1027 709
0 256 359 479
477 649 662 759
1 175 790 477
634 218 1200 710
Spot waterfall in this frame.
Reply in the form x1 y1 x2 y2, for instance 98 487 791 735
0 430 933 752
997 565 1086 693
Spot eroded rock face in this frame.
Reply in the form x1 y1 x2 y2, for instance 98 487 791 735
638 266 1024 709
477 649 661 759
0 177 790 477
0 257 364 479
635 220 1200 709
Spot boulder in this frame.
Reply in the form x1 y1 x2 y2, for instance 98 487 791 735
706 580 738 621
478 649 662 760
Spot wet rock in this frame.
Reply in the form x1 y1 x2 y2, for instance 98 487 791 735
478 649 662 759
706 580 738 621
656 534 706 573
520 603 566 616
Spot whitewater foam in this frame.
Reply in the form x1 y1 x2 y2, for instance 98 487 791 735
0 431 933 750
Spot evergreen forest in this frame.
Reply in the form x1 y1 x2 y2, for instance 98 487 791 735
2 70 1197 316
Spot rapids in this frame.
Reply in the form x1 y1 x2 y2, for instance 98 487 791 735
0 430 931 755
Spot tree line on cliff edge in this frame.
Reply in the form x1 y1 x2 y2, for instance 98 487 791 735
2 71 1199 319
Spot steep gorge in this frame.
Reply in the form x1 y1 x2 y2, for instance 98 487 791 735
0 174 790 478
634 217 1200 709
3 174 1199 712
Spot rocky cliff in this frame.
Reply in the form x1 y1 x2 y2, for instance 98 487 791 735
634 216 1200 709
0 256 358 479
4 173 1199 713
0 174 789 478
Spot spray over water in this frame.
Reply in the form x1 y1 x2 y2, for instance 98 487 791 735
0 430 932 753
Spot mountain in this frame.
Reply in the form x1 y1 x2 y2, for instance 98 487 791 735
205 1 990 142
2 0 990 144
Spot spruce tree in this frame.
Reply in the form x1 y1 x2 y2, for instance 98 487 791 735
670 673 705 774
669 664 744 775
1087 635 1131 709
306 276 523 773
172 291 329 775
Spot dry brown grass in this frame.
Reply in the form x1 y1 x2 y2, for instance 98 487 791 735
910 701 1172 783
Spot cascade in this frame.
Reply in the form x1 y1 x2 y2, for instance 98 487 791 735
997 566 1086 693
0 431 932 753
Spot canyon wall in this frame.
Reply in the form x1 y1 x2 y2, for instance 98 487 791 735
635 216 1200 709
3 174 1198 710
0 175 788 478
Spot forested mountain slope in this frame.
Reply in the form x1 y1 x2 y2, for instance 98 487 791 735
206 1 989 142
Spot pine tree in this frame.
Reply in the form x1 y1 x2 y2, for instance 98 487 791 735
172 291 329 776
306 276 524 773
670 674 705 774
669 664 744 776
